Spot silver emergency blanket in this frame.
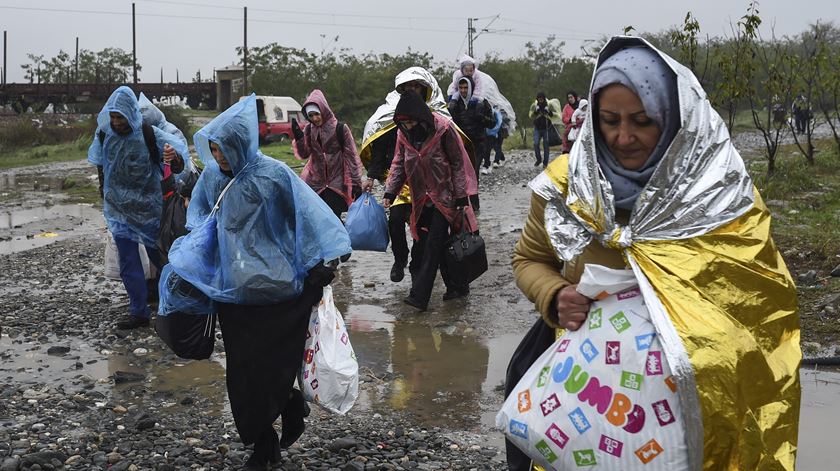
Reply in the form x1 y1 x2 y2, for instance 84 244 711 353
362 67 450 145
529 36 754 262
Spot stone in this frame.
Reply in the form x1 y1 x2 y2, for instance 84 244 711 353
20 451 68 469
797 270 818 285
106 452 123 464
342 461 365 471
113 405 127 414
132 348 148 356
0 458 21 471
326 437 359 452
46 346 70 356
136 417 157 431
112 371 146 384
831 264 840 277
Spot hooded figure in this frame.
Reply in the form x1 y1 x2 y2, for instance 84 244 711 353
512 37 799 470
384 91 479 311
294 89 363 217
567 98 589 143
359 66 478 283
166 94 351 468
446 54 518 134
169 94 351 305
87 86 188 329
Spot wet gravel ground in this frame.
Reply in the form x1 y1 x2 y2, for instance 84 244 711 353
0 150 547 471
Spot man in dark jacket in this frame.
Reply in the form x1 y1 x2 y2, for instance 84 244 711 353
448 76 495 177
528 91 559 167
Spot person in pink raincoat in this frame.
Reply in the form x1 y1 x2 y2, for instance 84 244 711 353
561 90 580 153
292 89 363 218
382 91 479 312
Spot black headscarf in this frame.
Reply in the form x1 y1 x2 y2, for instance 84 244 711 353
394 91 435 148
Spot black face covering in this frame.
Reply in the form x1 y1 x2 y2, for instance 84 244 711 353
394 90 436 149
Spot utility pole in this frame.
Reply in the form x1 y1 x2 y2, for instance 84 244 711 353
160 67 163 84
176 68 179 83
467 18 476 57
74 37 79 83
243 6 248 96
132 2 138 85
2 30 7 85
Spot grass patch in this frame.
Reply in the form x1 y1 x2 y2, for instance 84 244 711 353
260 142 305 173
0 136 90 169
62 176 101 205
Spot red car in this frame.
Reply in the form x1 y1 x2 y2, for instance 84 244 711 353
242 95 305 144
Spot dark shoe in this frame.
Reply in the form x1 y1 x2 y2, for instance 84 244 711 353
242 454 269 471
534 160 541 167
280 389 306 448
340 253 351 262
403 296 427 312
442 287 470 301
115 315 150 330
390 261 406 282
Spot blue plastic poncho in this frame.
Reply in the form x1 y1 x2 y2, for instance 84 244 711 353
167 94 351 305
87 86 163 247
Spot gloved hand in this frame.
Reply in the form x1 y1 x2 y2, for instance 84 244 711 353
352 186 362 200
455 196 469 209
291 118 304 140
305 260 336 288
546 109 554 116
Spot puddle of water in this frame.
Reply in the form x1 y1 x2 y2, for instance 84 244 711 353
0 204 104 255
798 367 840 469
0 333 227 414
0 172 84 194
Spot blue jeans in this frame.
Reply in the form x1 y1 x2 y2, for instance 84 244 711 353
115 236 161 317
533 128 550 165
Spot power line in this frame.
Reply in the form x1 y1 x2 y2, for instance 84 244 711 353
140 0 464 21
0 5 465 34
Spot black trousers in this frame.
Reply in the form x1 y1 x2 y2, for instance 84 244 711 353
389 203 411 267
320 188 348 219
217 284 323 451
409 206 467 306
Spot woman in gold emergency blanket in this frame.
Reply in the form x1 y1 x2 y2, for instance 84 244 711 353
512 36 800 470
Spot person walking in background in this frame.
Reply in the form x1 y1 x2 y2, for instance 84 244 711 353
87 86 187 330
561 90 580 153
292 89 364 219
384 91 478 312
528 92 559 168
448 76 496 178
168 94 351 470
567 98 589 147
486 106 505 168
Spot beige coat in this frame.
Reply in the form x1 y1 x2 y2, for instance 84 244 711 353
511 193 626 328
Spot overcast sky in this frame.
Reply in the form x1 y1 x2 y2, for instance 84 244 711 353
1 0 836 83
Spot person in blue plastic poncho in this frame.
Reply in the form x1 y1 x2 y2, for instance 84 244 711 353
167 94 351 469
87 86 188 330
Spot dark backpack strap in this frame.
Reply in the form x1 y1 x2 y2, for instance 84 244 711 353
142 123 161 166
98 130 105 146
335 121 346 150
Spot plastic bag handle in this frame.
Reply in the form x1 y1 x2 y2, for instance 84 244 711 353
210 163 249 216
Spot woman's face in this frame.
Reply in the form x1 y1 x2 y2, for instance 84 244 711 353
209 142 231 172
307 111 323 126
597 84 662 170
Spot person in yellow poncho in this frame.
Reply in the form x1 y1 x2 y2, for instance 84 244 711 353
511 36 800 470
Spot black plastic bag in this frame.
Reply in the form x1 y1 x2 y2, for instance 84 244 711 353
157 193 188 264
504 317 557 470
547 124 562 147
155 311 217 360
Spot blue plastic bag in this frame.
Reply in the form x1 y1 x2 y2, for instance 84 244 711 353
345 193 389 252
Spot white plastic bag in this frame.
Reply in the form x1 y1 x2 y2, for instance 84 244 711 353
299 285 359 415
104 230 155 280
496 265 688 470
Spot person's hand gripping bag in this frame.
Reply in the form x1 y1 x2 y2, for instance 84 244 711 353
496 265 689 470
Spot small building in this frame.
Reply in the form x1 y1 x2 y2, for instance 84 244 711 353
215 65 245 110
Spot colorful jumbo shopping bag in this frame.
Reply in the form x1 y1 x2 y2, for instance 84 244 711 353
497 265 689 470
299 285 359 415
